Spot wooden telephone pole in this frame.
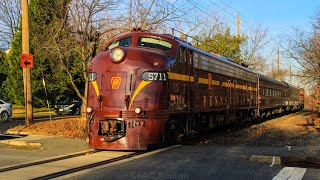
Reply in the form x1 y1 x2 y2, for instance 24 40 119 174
237 13 241 62
277 47 281 81
22 0 33 126
289 64 292 84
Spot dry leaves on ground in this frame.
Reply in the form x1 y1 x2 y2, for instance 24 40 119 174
196 111 320 147
9 118 87 139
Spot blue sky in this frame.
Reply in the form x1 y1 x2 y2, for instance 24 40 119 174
224 0 320 34
183 0 319 86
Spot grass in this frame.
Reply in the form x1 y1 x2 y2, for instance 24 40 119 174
12 105 55 117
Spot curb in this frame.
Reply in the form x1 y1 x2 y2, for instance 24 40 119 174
249 155 281 165
6 130 31 135
0 140 42 147
1 131 43 148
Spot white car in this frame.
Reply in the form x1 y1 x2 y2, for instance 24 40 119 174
0 99 12 122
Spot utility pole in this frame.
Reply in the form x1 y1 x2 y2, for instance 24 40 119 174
272 59 274 77
277 47 281 81
129 0 132 27
289 64 292 84
237 13 241 62
22 0 33 126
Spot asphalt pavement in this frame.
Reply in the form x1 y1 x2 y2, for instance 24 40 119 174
70 146 320 180
0 116 91 167
0 134 91 167
1 116 320 179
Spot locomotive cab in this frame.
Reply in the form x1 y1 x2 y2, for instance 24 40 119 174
87 30 178 150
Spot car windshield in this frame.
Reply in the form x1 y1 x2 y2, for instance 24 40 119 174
107 37 132 50
137 36 172 52
57 101 77 105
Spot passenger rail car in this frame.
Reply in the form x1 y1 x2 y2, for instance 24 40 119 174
86 29 304 150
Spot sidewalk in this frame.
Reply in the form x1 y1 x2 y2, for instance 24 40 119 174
0 132 92 167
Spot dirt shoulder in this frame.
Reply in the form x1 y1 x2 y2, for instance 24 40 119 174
191 110 320 147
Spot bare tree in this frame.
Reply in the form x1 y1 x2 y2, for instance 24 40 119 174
116 0 183 33
53 0 117 116
0 0 21 49
283 11 320 85
242 24 271 73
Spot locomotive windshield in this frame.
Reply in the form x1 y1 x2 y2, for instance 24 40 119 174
107 37 132 50
137 37 172 52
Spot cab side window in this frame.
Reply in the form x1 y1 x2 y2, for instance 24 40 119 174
177 47 186 63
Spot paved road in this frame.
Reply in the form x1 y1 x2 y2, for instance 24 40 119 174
71 146 320 180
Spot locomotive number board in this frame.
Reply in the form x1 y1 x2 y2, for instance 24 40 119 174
142 72 167 81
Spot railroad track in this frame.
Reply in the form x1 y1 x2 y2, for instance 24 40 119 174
0 146 179 179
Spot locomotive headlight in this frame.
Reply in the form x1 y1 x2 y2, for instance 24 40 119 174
134 107 142 114
86 106 93 114
111 47 125 62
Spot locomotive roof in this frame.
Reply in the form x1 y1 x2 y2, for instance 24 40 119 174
174 37 294 89
258 74 289 87
175 37 258 75
104 30 299 90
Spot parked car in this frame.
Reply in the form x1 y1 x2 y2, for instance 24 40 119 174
0 99 12 122
54 101 82 115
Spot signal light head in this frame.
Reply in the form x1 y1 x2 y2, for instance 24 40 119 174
111 47 125 63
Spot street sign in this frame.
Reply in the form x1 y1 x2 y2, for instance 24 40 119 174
20 54 34 68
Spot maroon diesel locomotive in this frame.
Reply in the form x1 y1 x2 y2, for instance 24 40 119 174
86 29 304 150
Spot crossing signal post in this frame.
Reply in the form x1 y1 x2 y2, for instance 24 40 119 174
20 54 34 68
22 0 33 126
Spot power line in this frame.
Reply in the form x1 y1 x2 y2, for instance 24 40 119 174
215 0 239 14
207 0 256 35
161 0 200 25
208 0 237 19
186 0 235 26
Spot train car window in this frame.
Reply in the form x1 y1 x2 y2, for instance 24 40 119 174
177 47 186 63
193 53 200 68
107 37 132 50
186 50 192 65
138 37 172 52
